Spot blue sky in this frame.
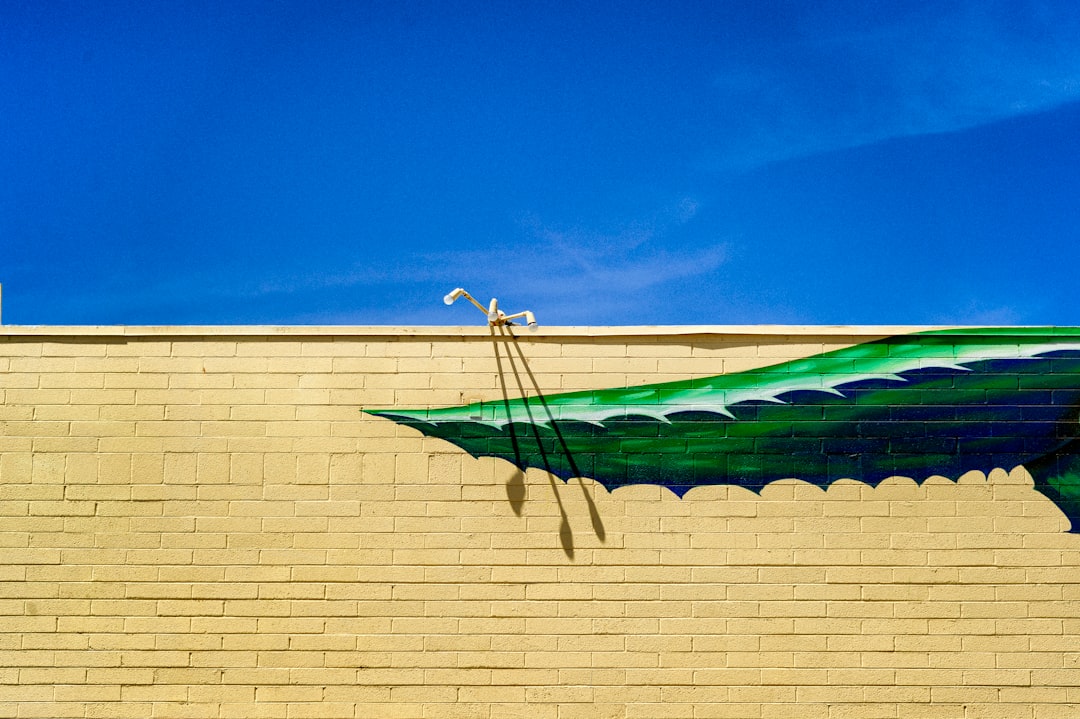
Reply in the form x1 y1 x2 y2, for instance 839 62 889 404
3 0 1080 326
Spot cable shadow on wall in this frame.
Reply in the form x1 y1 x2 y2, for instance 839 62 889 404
491 326 606 559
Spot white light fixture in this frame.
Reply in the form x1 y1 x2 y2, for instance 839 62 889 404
443 288 539 332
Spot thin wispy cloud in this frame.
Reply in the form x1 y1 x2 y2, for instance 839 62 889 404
204 199 727 324
404 210 727 323
713 1 1080 169
931 300 1027 327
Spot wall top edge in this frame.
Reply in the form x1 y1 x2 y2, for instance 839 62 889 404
0 323 1063 339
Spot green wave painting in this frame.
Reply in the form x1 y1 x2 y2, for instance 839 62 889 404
368 328 1080 532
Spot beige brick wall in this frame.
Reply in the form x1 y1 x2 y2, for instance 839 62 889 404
0 326 1077 718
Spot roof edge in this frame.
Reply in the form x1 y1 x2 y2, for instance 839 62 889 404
0 324 1052 339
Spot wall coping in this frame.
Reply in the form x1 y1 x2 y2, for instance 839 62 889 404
0 324 1050 339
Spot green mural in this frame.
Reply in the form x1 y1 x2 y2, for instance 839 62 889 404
368 328 1080 532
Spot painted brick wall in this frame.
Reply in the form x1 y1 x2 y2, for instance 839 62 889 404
1 326 1078 719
